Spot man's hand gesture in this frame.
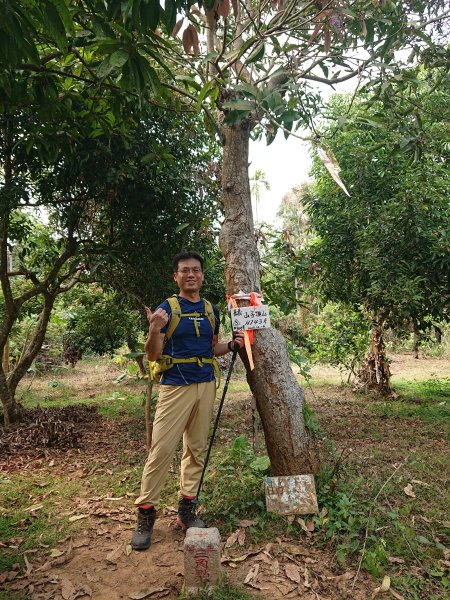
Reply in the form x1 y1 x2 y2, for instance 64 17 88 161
145 306 169 332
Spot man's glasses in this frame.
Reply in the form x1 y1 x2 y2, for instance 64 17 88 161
177 268 203 274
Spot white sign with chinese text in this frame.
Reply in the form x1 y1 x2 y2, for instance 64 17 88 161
231 305 271 331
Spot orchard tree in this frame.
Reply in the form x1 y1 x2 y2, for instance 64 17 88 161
4 1 450 469
305 72 450 394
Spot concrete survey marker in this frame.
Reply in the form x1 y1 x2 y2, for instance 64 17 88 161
265 474 319 515
184 527 221 591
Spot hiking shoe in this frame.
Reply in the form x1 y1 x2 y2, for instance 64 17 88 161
177 498 205 530
131 507 156 550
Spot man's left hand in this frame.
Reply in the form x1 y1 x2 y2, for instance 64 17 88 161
232 330 245 349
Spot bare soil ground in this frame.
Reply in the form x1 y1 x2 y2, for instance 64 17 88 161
0 415 374 600
1 354 448 599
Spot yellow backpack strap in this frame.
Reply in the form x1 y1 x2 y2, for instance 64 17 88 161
164 295 181 342
203 299 217 336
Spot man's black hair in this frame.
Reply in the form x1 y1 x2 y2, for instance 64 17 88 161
172 251 205 273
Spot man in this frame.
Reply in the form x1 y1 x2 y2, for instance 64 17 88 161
131 251 244 551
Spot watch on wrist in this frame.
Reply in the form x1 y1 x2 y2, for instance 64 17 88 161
227 340 235 352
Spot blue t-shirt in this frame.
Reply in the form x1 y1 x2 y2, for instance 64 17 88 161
158 296 220 386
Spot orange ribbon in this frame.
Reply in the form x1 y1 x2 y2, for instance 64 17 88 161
227 293 262 371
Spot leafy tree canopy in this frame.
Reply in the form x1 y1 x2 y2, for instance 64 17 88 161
304 67 450 332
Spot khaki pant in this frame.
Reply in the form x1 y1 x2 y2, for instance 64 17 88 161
135 380 216 507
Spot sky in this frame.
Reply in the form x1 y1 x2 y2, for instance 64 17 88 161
249 135 312 226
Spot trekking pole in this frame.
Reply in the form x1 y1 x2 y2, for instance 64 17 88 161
194 347 239 503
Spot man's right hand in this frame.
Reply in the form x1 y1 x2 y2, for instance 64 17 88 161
146 307 169 332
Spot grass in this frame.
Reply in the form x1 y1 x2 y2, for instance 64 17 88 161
179 577 258 600
372 377 450 422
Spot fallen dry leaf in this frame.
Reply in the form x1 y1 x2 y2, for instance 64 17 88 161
411 479 430 488
297 518 312 536
25 503 43 513
72 537 90 548
23 553 33 576
271 558 280 575
390 590 406 600
388 556 405 564
221 549 261 563
68 514 88 522
403 483 416 498
254 552 271 565
372 575 391 598
238 519 256 527
225 530 240 549
237 528 246 546
327 571 355 582
125 544 133 556
129 588 168 600
244 563 260 585
50 548 64 558
283 543 308 556
85 570 99 583
106 544 123 563
35 561 52 572
61 577 76 600
285 563 301 583
78 583 93 597
303 565 311 588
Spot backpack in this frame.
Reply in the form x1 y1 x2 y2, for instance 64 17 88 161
150 295 220 385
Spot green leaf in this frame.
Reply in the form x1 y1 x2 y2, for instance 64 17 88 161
109 49 129 68
222 99 256 111
246 42 265 64
416 535 432 545
52 0 75 35
250 456 271 472
43 0 68 53
140 0 160 32
97 56 115 79
175 223 190 233
161 0 176 32
175 75 201 91
234 83 260 98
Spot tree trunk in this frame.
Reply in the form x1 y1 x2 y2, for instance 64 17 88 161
434 326 442 344
219 120 318 475
355 323 392 395
412 321 420 359
0 292 56 427
2 340 9 374
0 371 23 428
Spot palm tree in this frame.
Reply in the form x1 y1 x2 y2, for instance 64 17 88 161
250 168 270 227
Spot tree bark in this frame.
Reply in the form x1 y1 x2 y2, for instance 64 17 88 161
434 325 442 344
219 120 318 475
412 321 420 359
355 323 392 396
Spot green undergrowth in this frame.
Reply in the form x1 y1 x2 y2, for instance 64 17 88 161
0 473 84 573
179 577 258 600
18 387 146 419
374 377 450 422
191 426 449 599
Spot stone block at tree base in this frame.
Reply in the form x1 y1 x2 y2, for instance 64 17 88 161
184 527 221 591
265 474 319 515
